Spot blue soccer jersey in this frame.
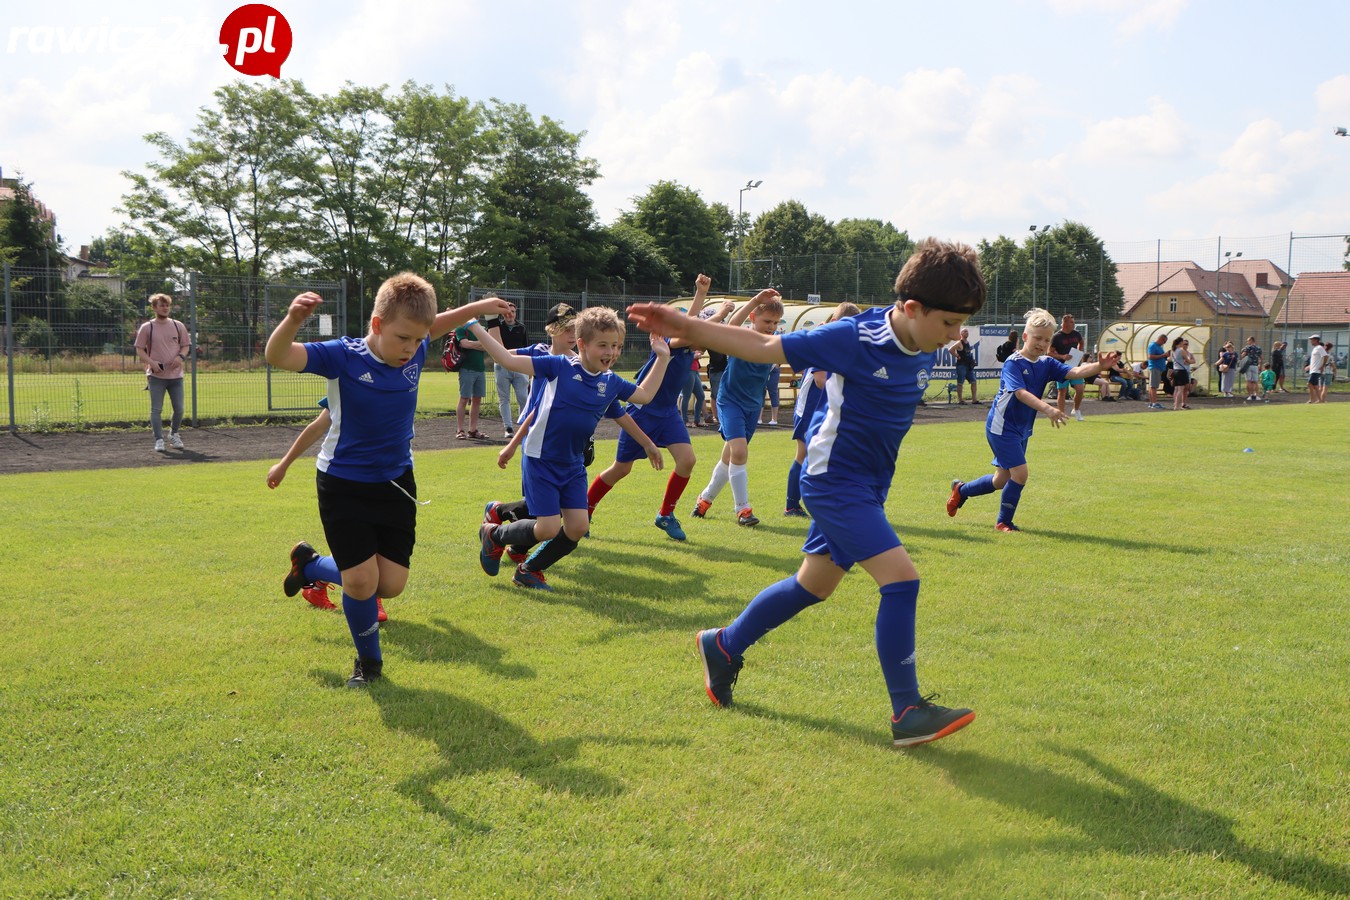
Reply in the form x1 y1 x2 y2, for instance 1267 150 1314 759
302 336 428 482
780 306 930 491
719 355 778 417
520 355 635 462
986 353 1071 438
626 341 691 412
513 343 564 425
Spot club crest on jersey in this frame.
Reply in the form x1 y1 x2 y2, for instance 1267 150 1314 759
597 381 607 395
402 363 420 386
916 369 930 389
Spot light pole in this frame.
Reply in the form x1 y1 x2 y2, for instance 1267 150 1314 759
1028 224 1049 307
736 179 762 292
1222 250 1241 346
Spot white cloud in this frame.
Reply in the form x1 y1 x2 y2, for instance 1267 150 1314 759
1078 99 1189 162
1044 0 1190 37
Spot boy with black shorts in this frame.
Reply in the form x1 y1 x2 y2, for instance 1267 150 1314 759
629 238 988 748
265 274 508 686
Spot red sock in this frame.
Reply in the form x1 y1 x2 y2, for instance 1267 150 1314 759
660 472 691 516
587 475 614 515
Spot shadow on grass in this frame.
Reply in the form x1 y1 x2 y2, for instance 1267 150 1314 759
312 672 635 832
379 616 535 680
731 701 883 747
915 744 1350 895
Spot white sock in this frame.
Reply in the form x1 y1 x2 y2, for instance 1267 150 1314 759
703 461 730 501
729 462 750 511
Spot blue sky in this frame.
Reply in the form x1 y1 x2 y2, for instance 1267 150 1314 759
4 0 1349 267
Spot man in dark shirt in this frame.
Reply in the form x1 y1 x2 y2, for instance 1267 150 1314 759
491 302 531 437
1049 313 1086 420
949 328 979 403
995 328 1018 364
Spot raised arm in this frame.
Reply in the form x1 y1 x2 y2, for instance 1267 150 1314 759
1066 351 1119 382
669 273 714 350
628 289 786 365
265 292 323 372
430 297 512 341
467 320 535 375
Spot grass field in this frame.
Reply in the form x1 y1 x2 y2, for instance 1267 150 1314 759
3 406 1347 897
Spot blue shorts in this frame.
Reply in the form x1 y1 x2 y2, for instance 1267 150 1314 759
615 406 690 463
521 455 588 517
799 478 901 570
791 412 813 442
955 364 976 385
717 402 759 443
987 431 1031 470
1055 378 1085 389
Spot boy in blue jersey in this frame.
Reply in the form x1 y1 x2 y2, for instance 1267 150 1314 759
690 289 786 527
785 301 861 518
628 238 988 748
265 273 509 687
472 307 669 591
586 274 714 542
946 307 1117 532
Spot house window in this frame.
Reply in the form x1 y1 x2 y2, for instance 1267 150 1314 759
1256 273 1268 287
1169 297 1178 313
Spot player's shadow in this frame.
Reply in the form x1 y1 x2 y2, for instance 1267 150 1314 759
378 617 535 680
916 745 1349 895
313 673 642 832
1028 529 1193 554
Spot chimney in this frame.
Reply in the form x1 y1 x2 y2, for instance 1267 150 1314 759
80 245 90 261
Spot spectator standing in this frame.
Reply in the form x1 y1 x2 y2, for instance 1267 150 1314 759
950 328 979 404
1305 335 1327 403
134 293 192 452
491 302 530 438
1239 336 1263 402
1271 341 1288 393
1215 341 1238 397
454 318 488 439
1146 332 1169 409
1171 337 1194 410
995 328 1018 364
1049 314 1086 420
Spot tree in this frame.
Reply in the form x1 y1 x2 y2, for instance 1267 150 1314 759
598 222 679 294
739 200 844 299
0 174 62 271
1040 221 1123 324
460 101 605 292
835 218 914 304
618 181 725 286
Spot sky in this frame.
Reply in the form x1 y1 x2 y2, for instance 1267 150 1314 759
4 0 1350 271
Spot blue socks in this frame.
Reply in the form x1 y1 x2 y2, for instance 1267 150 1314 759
342 592 381 662
876 580 921 714
998 480 1025 526
304 555 342 585
959 475 997 499
786 459 803 509
720 576 825 657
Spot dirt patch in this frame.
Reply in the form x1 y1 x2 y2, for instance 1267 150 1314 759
0 393 1324 475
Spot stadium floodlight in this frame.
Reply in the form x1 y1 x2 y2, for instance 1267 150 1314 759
735 180 764 291
1336 126 1348 137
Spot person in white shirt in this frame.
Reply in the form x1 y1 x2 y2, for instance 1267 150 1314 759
1305 335 1328 404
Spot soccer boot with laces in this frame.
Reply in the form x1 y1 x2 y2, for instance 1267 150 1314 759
347 656 383 688
376 597 388 623
301 581 337 610
946 480 966 517
691 497 712 518
783 506 809 518
284 541 320 597
512 564 553 592
736 507 759 527
995 521 1021 533
654 514 687 541
479 522 505 576
891 695 976 747
696 629 744 707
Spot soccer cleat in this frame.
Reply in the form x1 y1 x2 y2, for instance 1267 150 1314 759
513 564 553 592
376 597 387 623
691 497 712 518
284 541 320 597
482 501 503 527
654 514 687 541
301 581 337 611
154 439 166 452
479 523 504 576
737 508 759 527
946 479 965 517
891 695 976 747
347 656 383 688
995 521 1021 533
506 546 529 565
696 629 744 707
783 506 809 518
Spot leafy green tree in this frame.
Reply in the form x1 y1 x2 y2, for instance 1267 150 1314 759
618 181 725 285
0 175 63 271
460 101 605 292
835 218 914 303
598 222 679 293
739 200 844 299
1040 221 1123 323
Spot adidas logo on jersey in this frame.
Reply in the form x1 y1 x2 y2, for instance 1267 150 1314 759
573 374 584 381
872 367 889 379
359 372 374 383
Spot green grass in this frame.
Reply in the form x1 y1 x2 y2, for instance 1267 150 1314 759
2 405 1347 896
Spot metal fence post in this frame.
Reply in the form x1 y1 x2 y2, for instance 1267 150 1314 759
4 263 13 433
188 271 199 427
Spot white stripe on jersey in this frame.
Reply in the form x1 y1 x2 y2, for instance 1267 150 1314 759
316 376 342 473
989 390 1015 436
858 318 901 348
794 369 814 418
522 376 559 458
804 373 845 476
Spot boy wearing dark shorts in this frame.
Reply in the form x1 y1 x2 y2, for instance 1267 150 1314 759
265 273 508 686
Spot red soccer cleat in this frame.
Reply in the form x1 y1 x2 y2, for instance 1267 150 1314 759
301 581 337 610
